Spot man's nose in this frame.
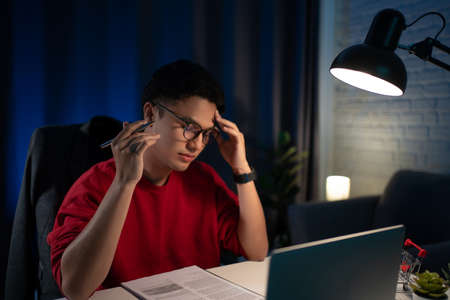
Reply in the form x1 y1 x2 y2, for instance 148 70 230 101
187 133 204 151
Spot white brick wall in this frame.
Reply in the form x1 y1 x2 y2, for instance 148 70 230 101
332 0 450 197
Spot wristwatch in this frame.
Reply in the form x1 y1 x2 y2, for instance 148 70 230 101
233 168 256 184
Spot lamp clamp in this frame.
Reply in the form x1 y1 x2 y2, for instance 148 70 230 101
400 37 450 72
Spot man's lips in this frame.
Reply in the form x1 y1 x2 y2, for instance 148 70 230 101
178 153 196 162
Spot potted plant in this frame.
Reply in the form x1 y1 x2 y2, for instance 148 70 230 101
257 131 308 249
410 270 448 299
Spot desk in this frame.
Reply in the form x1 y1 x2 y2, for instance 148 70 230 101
57 259 413 299
208 258 271 296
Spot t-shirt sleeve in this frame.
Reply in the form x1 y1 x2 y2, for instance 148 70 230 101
212 170 248 259
46 165 112 292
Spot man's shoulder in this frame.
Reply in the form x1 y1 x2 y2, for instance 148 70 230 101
95 157 116 172
61 158 115 210
76 158 116 186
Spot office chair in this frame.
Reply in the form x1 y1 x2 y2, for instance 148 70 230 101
5 116 122 300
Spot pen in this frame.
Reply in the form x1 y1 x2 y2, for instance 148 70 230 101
99 121 154 148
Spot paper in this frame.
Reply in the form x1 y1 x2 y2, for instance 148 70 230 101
90 287 138 299
121 265 264 300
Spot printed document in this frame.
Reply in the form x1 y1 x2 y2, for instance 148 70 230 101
121 265 264 300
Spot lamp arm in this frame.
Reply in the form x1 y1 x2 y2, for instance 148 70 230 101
433 39 450 54
428 39 450 72
398 37 450 72
427 57 450 72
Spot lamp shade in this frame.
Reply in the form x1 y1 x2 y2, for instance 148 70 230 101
330 9 407 96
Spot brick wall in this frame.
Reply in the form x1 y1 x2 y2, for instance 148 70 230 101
332 0 450 197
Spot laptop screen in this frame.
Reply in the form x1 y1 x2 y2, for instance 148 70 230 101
266 225 405 300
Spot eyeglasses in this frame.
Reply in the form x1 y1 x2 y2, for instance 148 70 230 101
156 102 219 145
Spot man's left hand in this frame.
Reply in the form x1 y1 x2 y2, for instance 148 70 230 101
214 110 251 174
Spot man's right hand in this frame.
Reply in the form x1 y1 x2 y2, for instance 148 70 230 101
61 121 159 299
110 120 160 184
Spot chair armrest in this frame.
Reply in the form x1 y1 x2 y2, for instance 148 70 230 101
421 240 450 274
288 196 380 244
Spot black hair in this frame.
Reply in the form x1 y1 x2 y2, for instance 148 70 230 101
142 59 225 114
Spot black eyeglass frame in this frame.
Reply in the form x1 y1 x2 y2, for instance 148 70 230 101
155 102 219 145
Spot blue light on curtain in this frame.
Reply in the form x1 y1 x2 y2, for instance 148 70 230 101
4 0 195 219
137 0 194 87
7 0 46 220
71 1 109 121
106 0 139 118
4 0 318 226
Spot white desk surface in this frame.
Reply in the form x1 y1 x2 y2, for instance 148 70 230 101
55 258 414 300
207 257 271 296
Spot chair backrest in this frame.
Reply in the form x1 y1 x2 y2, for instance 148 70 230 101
5 116 122 300
373 170 450 273
288 195 379 244
373 169 450 245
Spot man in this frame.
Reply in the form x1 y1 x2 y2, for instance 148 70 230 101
47 59 268 300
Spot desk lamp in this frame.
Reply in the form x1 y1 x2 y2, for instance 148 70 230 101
330 9 450 96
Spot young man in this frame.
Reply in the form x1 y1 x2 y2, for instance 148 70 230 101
47 60 268 300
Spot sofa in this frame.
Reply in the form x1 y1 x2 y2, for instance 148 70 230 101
288 170 450 274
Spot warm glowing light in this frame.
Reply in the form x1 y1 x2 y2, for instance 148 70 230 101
326 176 351 201
330 68 403 96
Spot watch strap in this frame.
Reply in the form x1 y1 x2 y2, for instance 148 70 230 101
233 168 256 184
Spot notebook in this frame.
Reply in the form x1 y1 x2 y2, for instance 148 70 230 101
266 225 405 300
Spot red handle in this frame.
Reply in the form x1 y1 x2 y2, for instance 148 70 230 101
404 238 427 258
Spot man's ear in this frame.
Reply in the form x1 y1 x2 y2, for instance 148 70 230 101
143 102 156 122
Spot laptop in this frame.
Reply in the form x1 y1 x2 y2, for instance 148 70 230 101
266 225 405 300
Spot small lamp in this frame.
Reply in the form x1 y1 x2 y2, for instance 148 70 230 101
326 176 351 201
330 9 450 96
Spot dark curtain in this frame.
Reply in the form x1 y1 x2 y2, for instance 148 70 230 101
1 0 319 295
295 0 320 202
192 0 319 203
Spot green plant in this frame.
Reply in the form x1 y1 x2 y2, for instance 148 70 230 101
410 270 448 299
257 131 308 247
258 131 308 208
442 263 450 286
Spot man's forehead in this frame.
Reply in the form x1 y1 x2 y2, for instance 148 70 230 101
171 100 216 129
186 114 215 129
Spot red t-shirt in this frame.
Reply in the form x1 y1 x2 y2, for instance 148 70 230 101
47 158 245 291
